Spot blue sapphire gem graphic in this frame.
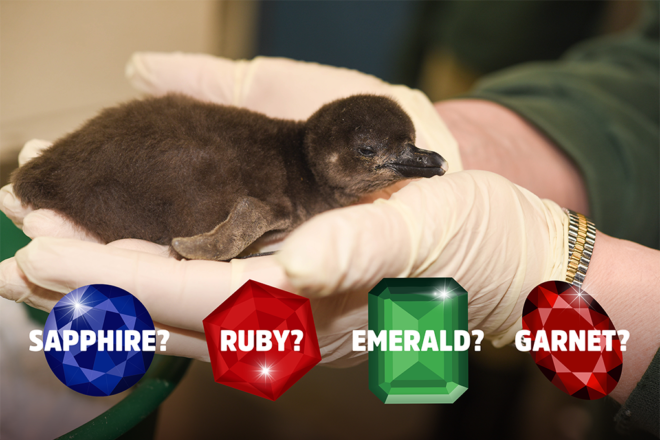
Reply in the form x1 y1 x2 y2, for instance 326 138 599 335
44 284 155 396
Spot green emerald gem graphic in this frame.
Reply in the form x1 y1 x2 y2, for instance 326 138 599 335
368 278 468 404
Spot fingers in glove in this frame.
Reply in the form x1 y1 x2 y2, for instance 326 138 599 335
0 258 62 312
14 237 292 334
107 238 172 258
1 140 53 228
0 257 210 361
126 53 390 119
18 139 52 166
277 200 413 298
1 184 32 228
21 210 101 242
310 288 369 367
240 57 389 120
154 322 209 362
356 180 411 204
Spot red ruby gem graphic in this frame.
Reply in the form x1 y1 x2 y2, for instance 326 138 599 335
522 281 623 400
203 280 322 401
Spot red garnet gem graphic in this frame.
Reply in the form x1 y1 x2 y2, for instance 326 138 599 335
203 280 322 401
522 281 623 400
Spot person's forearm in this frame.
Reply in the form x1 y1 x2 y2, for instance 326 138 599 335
436 99 659 404
435 99 589 215
582 232 660 404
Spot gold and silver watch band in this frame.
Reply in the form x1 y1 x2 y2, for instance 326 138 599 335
564 208 596 288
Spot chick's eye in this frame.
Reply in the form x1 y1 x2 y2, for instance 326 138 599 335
358 147 376 157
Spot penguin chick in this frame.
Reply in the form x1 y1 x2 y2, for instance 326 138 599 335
12 93 447 261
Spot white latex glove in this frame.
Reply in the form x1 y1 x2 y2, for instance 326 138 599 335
1 53 461 365
277 170 570 360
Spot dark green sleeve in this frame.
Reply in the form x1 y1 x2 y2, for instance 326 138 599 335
467 1 659 250
434 1 607 74
466 3 659 436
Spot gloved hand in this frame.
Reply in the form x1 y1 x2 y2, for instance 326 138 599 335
0 53 461 365
277 170 570 355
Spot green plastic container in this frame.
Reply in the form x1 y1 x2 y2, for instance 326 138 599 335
56 355 191 440
1 211 191 439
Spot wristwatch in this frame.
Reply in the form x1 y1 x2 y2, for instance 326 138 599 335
564 208 596 288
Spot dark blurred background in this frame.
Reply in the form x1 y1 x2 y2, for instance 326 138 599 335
256 1 641 99
0 1 651 439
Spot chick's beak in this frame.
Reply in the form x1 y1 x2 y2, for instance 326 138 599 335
383 144 448 178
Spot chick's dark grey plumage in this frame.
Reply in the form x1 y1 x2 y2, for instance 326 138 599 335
12 94 447 260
